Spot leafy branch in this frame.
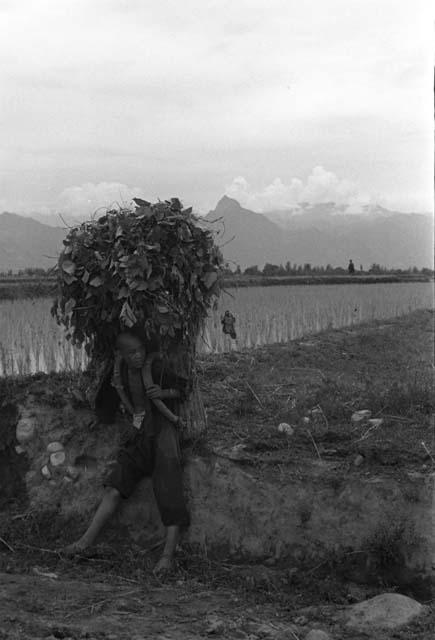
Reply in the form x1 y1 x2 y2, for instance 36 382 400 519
51 198 224 364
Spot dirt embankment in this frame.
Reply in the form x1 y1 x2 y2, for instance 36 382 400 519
0 273 432 300
0 310 433 640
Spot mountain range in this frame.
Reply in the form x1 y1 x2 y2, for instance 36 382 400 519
0 212 66 272
0 198 433 271
205 197 434 270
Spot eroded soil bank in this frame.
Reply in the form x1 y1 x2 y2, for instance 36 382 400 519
0 310 434 639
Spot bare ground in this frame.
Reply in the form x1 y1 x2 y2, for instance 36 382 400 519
0 309 434 639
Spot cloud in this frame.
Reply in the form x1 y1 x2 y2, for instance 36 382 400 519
0 1 432 215
225 167 368 212
55 182 146 217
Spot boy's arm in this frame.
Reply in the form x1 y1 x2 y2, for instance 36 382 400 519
94 363 121 423
151 359 190 402
160 387 181 399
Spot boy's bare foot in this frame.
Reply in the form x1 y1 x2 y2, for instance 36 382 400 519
153 554 174 576
61 541 92 557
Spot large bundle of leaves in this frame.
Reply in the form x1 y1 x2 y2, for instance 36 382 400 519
51 198 223 364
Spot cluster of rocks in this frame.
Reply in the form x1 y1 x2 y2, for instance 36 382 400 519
15 405 80 485
40 440 80 483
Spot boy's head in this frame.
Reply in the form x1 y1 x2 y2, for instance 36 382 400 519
116 331 146 369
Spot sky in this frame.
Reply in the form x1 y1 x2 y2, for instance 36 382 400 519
0 0 433 218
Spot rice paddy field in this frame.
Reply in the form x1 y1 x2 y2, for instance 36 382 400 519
0 282 433 376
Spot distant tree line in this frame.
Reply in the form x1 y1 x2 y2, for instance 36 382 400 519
222 262 434 277
0 267 54 278
1 264 434 279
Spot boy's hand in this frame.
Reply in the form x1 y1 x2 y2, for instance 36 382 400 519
146 384 163 399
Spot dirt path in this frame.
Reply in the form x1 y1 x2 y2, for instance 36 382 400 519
0 570 245 639
0 562 433 640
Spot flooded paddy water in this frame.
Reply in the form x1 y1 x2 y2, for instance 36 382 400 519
0 281 433 376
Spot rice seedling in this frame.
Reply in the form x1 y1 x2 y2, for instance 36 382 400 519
0 282 432 375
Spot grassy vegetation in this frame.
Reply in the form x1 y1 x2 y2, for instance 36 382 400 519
0 282 432 376
199 309 434 472
0 272 432 301
0 310 433 638
226 273 434 288
1 309 432 470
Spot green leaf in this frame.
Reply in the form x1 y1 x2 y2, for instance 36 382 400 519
120 301 137 328
133 197 151 207
61 260 76 275
202 271 218 289
64 298 76 314
52 197 224 363
117 286 129 299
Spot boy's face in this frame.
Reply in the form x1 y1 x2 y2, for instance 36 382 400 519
118 335 146 369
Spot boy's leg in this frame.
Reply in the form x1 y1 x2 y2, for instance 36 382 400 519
152 421 190 573
63 431 153 555
63 487 121 554
154 524 180 574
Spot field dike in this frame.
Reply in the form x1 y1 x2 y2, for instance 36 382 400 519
2 404 434 592
0 311 434 640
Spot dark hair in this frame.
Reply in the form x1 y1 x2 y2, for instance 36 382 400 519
116 326 160 352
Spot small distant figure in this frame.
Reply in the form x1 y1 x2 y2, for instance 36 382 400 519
221 310 236 340
348 259 355 274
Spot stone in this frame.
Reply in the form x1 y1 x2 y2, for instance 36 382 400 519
65 465 80 481
278 422 294 436
15 445 25 455
71 389 86 403
252 622 280 637
206 614 226 634
229 444 249 460
41 465 51 479
274 625 302 639
50 451 66 467
16 416 37 443
346 584 369 604
310 408 322 416
305 631 331 640
353 454 364 467
367 418 383 427
351 410 371 424
47 441 64 453
213 444 250 461
344 593 425 630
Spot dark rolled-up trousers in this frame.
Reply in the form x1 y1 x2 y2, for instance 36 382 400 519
105 415 190 528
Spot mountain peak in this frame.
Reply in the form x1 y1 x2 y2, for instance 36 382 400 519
215 195 242 212
0 211 67 271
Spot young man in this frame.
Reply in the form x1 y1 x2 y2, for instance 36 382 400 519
64 330 190 574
